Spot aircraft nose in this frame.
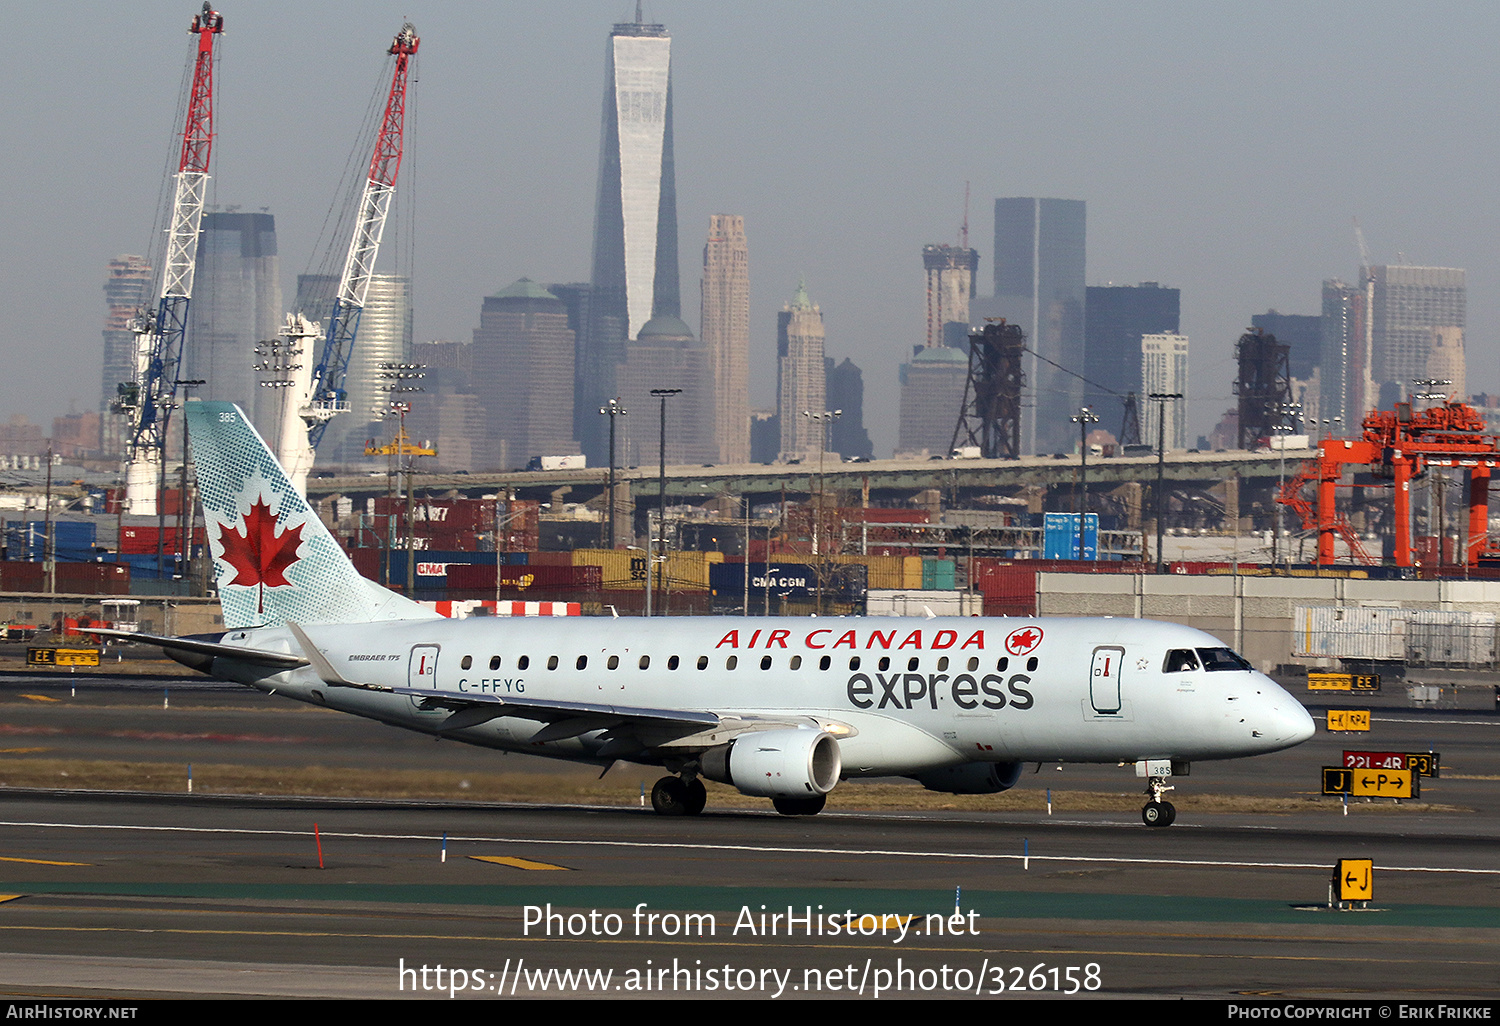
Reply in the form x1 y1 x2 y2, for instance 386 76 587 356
1262 691 1316 749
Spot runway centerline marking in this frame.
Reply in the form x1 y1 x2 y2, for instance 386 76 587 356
0 819 1495 877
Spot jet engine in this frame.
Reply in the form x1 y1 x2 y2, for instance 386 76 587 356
911 761 1023 795
700 729 842 798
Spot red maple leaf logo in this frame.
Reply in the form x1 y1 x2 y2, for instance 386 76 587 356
215 498 305 612
1005 626 1043 656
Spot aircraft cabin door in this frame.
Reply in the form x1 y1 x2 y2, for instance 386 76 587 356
409 645 440 689
1090 646 1123 714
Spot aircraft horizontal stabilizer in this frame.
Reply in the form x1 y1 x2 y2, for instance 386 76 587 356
93 628 309 674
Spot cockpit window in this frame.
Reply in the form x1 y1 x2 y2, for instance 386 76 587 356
1196 647 1252 672
1163 649 1200 673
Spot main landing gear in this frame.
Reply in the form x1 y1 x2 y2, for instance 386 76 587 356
649 776 829 817
651 775 707 816
1142 775 1176 827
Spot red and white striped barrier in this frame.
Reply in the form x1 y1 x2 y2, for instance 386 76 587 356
422 600 581 619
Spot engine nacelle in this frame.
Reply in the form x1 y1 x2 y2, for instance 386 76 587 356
910 761 1023 795
701 729 842 798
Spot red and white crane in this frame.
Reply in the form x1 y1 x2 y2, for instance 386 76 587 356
268 22 418 495
121 4 224 516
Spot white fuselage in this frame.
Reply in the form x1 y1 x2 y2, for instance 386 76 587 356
207 615 1315 779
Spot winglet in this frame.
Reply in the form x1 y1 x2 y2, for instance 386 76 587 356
286 621 353 686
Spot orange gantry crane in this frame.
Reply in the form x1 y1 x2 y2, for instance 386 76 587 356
1280 400 1500 567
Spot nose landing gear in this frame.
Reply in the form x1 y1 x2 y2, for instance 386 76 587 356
1142 775 1176 827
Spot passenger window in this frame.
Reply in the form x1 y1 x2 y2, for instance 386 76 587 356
1164 649 1200 673
819 655 831 671
639 655 650 670
997 657 1009 671
547 655 559 670
607 655 619 670
849 656 861 670
907 657 920 671
576 655 587 670
668 655 680 670
697 656 708 670
878 656 891 672
1026 657 1038 671
967 657 979 671
760 655 772 670
461 655 473 670
937 656 949 672
489 656 501 670
726 655 737 670
789 655 802 670
517 655 530 670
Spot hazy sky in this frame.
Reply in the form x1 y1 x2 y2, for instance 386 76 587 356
4 1 1498 457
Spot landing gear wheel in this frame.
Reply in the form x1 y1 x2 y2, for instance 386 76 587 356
682 779 707 816
651 776 689 815
772 794 827 816
1142 800 1176 827
1142 774 1177 827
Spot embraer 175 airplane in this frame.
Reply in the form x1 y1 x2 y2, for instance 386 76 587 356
112 402 1315 826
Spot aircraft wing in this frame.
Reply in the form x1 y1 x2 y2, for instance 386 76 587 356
286 622 851 751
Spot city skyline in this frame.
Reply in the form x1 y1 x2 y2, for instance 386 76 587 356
11 2 1500 461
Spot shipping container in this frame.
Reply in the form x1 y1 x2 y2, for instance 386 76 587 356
572 549 724 590
921 557 956 590
709 562 868 609
5 520 98 562
1292 607 1406 661
866 589 984 618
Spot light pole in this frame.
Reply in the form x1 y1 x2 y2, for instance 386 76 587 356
599 397 626 548
649 388 681 616
1071 406 1099 560
802 409 841 613
801 409 841 556
172 379 204 588
1149 392 1182 573
1270 401 1301 572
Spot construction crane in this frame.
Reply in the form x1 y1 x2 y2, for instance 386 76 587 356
120 4 224 516
272 22 417 495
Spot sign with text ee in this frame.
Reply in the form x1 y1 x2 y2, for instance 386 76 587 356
26 647 100 667
1335 858 1373 901
1326 709 1370 732
1308 672 1381 692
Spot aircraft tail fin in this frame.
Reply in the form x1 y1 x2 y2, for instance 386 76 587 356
185 400 440 630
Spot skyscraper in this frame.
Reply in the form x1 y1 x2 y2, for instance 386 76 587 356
580 11 679 465
988 198 1086 454
701 215 750 464
1320 278 1369 432
185 211 282 418
922 244 979 349
826 357 873 461
100 255 152 456
1370 265 1465 405
777 280 826 462
1141 333 1190 450
1084 283 1179 419
297 272 411 462
896 346 968 457
471 280 579 471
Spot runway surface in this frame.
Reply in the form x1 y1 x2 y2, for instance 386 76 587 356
0 673 1497 1000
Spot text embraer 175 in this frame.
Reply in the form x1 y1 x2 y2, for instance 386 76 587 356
113 401 1315 826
